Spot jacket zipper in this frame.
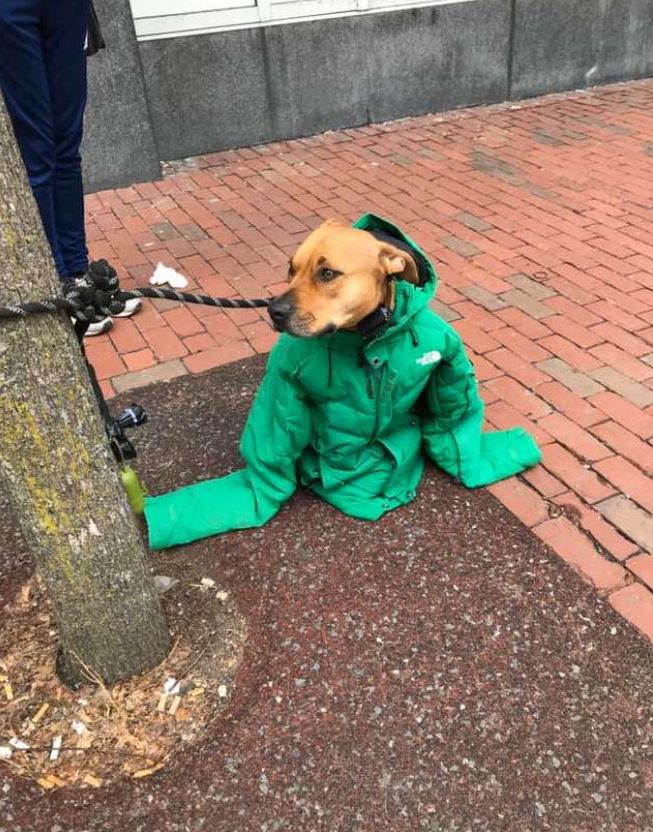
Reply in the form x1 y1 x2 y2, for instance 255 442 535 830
369 364 384 442
366 365 374 400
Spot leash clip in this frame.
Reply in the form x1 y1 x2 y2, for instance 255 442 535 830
107 403 148 463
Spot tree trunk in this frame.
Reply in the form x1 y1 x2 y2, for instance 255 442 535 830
0 97 170 686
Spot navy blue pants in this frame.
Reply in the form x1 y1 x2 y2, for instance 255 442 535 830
0 0 89 280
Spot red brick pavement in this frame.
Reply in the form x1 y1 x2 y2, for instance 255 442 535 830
85 79 653 643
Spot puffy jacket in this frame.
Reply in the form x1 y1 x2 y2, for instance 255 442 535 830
145 214 541 549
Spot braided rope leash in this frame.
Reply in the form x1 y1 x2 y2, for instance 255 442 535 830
0 259 269 324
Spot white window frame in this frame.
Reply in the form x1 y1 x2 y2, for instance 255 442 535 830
130 0 476 41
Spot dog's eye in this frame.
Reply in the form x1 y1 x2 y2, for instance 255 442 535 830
319 267 340 282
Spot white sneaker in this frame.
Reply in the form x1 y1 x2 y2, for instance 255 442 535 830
113 298 142 318
85 318 113 336
82 299 141 337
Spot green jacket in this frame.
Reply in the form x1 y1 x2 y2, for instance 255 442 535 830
145 214 541 550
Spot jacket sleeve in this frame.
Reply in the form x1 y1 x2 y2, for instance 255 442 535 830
421 325 541 488
144 340 312 549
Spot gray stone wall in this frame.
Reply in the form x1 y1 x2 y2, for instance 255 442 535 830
82 0 653 191
82 0 160 193
140 0 511 162
511 0 653 99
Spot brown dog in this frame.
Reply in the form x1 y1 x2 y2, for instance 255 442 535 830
268 219 420 337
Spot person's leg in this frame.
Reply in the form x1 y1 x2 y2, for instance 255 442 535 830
42 0 89 277
0 0 67 278
42 0 140 336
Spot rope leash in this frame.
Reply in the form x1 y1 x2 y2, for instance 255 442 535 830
0 260 272 479
0 260 269 324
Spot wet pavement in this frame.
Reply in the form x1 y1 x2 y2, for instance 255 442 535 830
1 355 652 831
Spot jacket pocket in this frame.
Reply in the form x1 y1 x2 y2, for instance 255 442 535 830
377 423 421 469
377 425 422 497
317 443 386 491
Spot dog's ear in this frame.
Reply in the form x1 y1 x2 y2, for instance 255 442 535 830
379 244 420 284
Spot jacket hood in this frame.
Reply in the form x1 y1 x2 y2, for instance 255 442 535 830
330 214 438 345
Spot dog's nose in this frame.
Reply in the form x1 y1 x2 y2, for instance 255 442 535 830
268 296 293 329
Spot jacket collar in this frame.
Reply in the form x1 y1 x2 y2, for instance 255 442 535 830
356 304 393 341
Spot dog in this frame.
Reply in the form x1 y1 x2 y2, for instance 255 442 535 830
145 214 540 550
267 218 420 338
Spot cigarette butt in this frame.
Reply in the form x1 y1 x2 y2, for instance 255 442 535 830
32 703 49 723
188 686 205 698
9 738 29 751
50 735 62 762
156 693 168 712
3 683 13 701
168 695 181 716
83 774 102 788
132 762 164 779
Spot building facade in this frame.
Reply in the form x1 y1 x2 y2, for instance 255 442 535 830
83 0 653 191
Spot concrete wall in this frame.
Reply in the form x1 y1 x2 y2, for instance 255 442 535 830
511 0 653 99
140 0 510 162
82 0 160 193
82 0 653 191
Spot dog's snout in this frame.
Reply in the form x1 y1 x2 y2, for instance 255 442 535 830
268 296 294 329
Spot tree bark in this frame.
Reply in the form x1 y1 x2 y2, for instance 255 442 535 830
0 97 170 686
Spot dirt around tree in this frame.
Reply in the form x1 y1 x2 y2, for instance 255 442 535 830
1 568 245 789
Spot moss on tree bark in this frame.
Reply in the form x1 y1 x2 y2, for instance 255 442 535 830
0 98 170 687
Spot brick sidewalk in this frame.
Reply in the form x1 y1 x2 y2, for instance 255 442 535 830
85 79 653 643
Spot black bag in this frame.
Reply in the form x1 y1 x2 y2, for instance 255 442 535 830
86 1 106 57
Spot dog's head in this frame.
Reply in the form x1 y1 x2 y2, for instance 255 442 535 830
268 219 419 337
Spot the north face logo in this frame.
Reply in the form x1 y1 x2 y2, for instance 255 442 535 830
416 351 441 366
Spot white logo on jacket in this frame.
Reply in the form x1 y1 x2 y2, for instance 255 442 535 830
416 351 441 366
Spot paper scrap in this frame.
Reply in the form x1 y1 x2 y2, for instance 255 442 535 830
164 677 181 695
154 575 179 594
149 262 188 289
